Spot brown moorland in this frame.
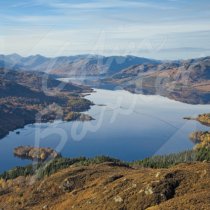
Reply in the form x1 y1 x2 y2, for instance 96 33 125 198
0 162 209 210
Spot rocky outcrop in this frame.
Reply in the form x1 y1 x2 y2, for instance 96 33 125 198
14 146 60 161
64 112 94 122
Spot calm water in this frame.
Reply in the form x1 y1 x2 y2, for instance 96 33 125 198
0 88 210 173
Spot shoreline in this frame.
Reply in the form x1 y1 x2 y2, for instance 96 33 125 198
1 147 210 179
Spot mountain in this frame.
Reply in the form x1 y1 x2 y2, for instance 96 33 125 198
0 54 160 77
103 56 210 104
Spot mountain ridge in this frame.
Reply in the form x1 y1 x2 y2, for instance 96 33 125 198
0 54 160 77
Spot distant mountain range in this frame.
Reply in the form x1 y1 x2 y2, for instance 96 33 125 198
0 54 160 77
1 53 210 104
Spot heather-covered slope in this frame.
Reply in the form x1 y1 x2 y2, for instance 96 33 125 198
0 160 209 210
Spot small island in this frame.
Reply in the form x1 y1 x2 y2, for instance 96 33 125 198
184 113 210 126
14 146 60 161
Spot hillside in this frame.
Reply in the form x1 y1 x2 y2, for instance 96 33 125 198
0 68 90 93
0 159 209 210
103 56 210 104
0 68 93 139
0 54 160 77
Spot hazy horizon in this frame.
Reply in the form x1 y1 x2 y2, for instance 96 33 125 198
2 50 210 61
1 0 210 60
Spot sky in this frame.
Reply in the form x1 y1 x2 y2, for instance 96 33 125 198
1 0 210 60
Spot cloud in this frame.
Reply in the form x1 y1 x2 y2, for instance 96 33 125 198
49 0 176 10
1 0 210 59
